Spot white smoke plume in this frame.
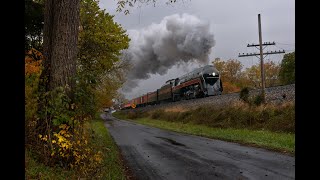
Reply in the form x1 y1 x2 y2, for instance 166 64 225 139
121 13 215 92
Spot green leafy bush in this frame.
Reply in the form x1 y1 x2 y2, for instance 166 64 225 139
239 87 249 102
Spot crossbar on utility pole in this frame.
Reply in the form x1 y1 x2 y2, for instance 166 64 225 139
247 42 275 47
238 50 285 57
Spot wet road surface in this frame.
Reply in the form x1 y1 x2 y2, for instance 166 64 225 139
102 113 295 180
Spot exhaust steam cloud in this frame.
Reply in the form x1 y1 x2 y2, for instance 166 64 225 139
121 13 215 92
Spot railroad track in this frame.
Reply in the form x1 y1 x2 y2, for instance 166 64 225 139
122 84 295 112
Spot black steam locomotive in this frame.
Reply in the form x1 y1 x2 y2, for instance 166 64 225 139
121 65 223 109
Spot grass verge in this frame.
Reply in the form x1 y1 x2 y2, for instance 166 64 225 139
25 149 76 179
90 119 127 179
113 112 295 156
26 117 128 179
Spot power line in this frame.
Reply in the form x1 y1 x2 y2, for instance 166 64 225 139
276 42 295 46
274 44 295 52
274 44 285 51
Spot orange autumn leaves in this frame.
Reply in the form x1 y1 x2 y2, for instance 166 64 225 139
222 82 241 93
25 48 43 76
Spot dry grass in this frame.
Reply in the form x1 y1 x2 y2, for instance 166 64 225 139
117 101 295 133
163 106 189 113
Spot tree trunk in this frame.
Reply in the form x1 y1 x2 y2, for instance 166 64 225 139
36 0 80 141
41 0 80 99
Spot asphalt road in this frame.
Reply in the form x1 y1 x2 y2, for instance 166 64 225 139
102 113 295 180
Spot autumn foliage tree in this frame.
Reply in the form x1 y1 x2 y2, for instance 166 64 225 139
30 0 82 168
221 82 241 94
212 58 243 93
243 61 281 88
25 0 130 176
279 52 295 85
212 58 282 93
25 49 43 146
77 0 130 114
25 48 43 76
213 58 243 83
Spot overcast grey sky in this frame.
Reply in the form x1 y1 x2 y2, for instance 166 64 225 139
99 0 295 99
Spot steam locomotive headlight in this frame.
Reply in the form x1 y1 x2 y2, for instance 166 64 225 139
212 72 216 76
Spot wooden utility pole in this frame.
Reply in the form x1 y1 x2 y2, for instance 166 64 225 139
258 14 265 96
239 14 285 102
